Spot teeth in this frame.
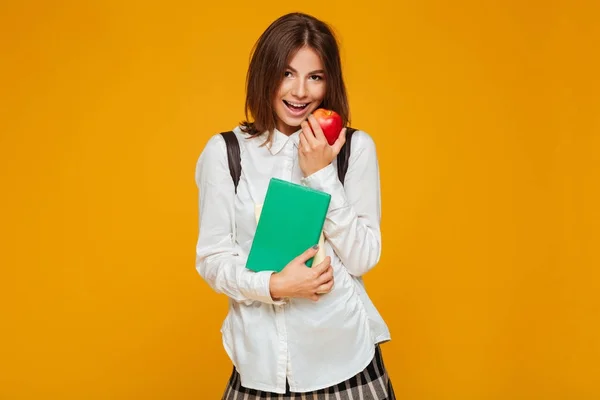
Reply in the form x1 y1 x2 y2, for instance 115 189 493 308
286 101 308 107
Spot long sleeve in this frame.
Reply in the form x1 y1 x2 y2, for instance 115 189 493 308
301 131 382 277
194 134 283 305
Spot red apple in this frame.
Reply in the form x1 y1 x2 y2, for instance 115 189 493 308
313 108 343 145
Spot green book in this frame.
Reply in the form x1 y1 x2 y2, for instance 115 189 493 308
245 177 331 273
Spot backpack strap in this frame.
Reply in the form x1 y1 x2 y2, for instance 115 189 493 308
337 127 356 185
220 131 241 193
220 128 357 191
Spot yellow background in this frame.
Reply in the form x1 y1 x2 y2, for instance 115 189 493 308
1 1 598 399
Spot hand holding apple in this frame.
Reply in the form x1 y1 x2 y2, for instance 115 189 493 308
298 110 347 177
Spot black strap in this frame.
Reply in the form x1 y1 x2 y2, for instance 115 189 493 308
337 127 356 185
220 131 241 193
220 128 356 191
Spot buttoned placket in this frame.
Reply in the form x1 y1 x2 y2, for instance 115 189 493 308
275 136 297 391
274 301 288 391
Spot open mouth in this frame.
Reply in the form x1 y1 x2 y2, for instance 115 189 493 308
283 100 310 112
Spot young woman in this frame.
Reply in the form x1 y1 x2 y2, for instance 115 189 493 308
195 12 395 399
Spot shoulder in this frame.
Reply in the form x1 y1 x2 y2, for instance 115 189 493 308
203 132 227 152
195 128 240 178
348 128 378 155
196 134 226 173
199 127 247 158
195 130 237 187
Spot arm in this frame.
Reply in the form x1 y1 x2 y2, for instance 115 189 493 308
194 134 284 305
301 131 382 277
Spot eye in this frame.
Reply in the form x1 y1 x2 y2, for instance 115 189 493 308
310 75 323 81
284 71 293 78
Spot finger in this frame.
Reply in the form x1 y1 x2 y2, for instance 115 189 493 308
300 130 312 153
312 256 331 275
295 245 319 264
307 114 326 143
330 128 347 155
315 279 334 294
298 131 307 153
301 120 318 147
316 265 334 284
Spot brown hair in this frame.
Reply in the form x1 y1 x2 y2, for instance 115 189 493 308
240 12 350 143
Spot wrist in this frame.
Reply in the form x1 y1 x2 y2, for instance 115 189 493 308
269 273 285 300
303 163 329 179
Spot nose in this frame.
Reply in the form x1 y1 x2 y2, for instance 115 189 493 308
291 78 307 98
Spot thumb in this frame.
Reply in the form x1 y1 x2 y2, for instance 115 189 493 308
331 128 347 155
295 244 319 264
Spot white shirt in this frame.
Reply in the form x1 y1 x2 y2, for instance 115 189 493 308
194 126 391 394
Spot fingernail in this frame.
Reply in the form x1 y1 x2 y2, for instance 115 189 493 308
312 244 319 250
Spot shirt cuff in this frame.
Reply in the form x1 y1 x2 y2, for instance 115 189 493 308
301 164 348 211
252 270 288 305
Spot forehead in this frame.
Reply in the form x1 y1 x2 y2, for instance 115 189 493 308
288 46 323 70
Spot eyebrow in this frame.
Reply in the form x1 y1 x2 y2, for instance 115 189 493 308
286 66 325 75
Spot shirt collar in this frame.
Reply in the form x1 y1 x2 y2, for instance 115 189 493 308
266 128 301 155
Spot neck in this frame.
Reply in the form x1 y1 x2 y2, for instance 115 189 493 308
276 123 300 136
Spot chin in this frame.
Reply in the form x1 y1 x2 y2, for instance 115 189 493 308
283 116 304 128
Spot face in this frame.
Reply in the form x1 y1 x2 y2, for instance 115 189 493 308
273 46 326 135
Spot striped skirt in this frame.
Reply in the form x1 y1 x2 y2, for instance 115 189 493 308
222 345 396 400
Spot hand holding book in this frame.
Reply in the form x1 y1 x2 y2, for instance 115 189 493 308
244 177 334 301
269 245 334 302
